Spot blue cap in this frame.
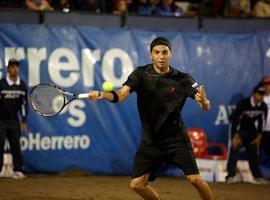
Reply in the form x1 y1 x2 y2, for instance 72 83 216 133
7 59 20 67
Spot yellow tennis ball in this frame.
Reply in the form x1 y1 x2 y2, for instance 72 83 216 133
102 81 114 92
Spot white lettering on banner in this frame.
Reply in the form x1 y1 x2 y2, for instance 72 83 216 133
267 48 270 58
27 48 47 86
266 37 270 58
1 47 134 88
64 136 73 149
82 49 101 87
0 47 134 127
215 105 236 125
41 136 51 150
20 132 90 151
4 47 25 66
56 100 86 127
67 100 86 127
102 48 133 87
48 48 80 87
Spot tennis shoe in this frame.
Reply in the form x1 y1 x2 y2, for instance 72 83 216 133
251 178 269 185
12 171 26 179
226 176 240 183
0 170 4 178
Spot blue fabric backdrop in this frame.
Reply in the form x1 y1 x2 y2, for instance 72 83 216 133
0 24 269 174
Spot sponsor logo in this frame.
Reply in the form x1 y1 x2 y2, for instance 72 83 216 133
170 86 176 93
192 82 198 88
17 132 91 151
215 104 236 125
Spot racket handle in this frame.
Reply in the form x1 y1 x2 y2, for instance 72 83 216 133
78 93 89 99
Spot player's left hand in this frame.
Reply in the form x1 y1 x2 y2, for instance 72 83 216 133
195 85 207 101
195 85 210 110
232 133 241 149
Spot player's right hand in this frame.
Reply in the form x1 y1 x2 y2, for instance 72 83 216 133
20 122 27 132
88 91 103 101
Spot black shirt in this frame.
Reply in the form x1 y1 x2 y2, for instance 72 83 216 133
230 97 268 137
124 64 198 144
0 78 28 122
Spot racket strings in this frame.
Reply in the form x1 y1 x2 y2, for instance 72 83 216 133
30 85 65 116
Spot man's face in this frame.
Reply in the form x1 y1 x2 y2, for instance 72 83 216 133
117 0 127 13
7 63 19 77
150 45 172 69
254 92 265 103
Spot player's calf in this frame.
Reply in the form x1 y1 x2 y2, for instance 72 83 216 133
130 175 161 200
186 174 214 200
186 174 204 187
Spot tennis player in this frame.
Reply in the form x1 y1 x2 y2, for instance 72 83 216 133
89 37 214 200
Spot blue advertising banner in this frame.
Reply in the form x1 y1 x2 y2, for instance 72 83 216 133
0 24 269 175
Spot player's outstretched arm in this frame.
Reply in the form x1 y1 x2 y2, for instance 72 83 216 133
195 85 211 111
88 85 131 103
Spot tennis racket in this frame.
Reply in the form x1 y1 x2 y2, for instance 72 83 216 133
30 83 89 117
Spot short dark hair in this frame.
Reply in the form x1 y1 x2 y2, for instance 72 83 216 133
253 82 265 95
7 59 20 67
150 37 172 52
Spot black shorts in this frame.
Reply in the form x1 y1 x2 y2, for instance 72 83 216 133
132 134 199 182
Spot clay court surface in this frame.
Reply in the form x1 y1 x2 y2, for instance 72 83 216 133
0 174 269 200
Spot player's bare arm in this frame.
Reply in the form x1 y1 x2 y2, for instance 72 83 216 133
88 85 131 102
195 85 211 111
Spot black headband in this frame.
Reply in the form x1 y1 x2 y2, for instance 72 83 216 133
150 37 172 52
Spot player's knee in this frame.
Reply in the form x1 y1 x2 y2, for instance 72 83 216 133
130 179 144 191
186 175 204 187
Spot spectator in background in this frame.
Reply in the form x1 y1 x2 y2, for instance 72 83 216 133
212 0 226 16
132 0 158 15
75 0 106 13
261 76 270 162
0 0 24 8
26 0 53 11
0 59 28 179
225 0 252 17
156 0 184 17
253 0 270 17
50 0 74 12
113 0 128 14
226 83 268 184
